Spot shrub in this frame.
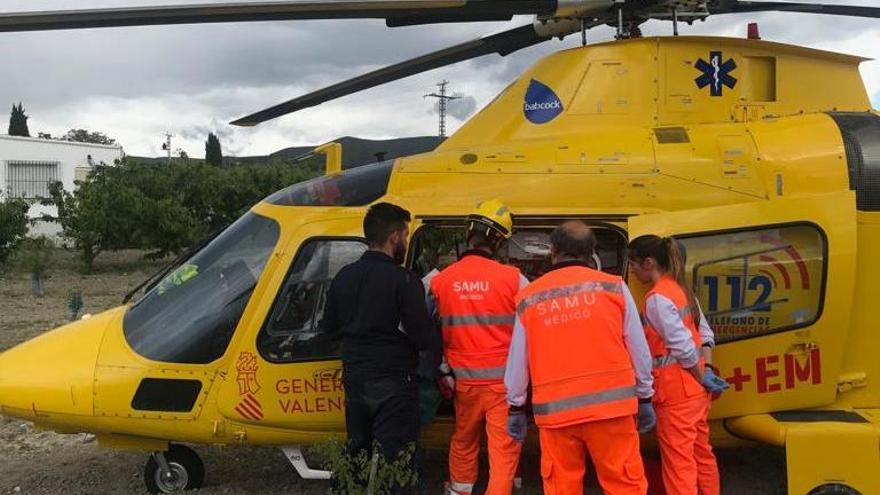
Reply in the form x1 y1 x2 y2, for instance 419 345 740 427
16 236 54 297
0 196 29 270
310 440 418 495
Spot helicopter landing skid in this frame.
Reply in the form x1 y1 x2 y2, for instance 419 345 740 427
281 445 332 480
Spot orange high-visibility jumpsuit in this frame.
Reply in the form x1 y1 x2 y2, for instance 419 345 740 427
509 261 654 495
643 276 720 495
430 251 524 495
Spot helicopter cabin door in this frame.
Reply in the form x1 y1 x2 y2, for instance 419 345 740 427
626 191 856 418
217 216 367 431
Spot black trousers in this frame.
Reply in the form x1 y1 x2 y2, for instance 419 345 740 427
343 369 421 492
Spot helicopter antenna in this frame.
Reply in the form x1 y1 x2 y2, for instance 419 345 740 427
580 18 587 46
672 8 679 36
424 80 461 139
616 7 624 39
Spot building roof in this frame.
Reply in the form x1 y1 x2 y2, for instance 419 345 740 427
0 134 123 151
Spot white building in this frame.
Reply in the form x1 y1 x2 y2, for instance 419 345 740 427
0 135 124 237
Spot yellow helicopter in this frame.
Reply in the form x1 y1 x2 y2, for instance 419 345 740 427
1 1 879 494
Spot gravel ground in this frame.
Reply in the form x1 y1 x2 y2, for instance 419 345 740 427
0 414 787 495
0 250 788 494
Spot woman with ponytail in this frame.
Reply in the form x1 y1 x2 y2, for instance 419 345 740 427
627 235 729 495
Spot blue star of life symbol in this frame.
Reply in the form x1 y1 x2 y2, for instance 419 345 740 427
695 51 737 97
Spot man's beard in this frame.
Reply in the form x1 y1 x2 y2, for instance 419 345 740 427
393 238 407 264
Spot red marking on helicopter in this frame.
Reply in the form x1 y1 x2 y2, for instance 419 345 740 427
759 234 810 289
784 349 822 389
726 367 753 392
236 393 264 421
723 348 821 394
756 355 783 393
276 367 344 415
275 376 344 395
235 352 261 396
278 396 344 415
760 255 792 290
233 352 265 421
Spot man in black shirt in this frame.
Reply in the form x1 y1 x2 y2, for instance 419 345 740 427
324 202 440 492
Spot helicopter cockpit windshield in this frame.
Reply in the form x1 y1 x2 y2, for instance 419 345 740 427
123 212 280 364
266 160 394 207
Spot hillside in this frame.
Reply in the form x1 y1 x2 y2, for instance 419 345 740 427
132 135 442 169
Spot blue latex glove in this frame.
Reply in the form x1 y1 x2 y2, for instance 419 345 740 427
507 408 527 443
637 402 656 433
702 368 730 395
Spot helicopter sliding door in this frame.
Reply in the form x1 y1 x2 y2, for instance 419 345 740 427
217 216 366 431
627 191 856 418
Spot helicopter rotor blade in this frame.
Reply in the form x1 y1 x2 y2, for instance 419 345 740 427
0 0 557 33
230 19 585 126
709 1 880 18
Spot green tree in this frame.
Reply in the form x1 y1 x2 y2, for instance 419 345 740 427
205 133 223 166
44 167 148 273
61 128 117 145
0 196 30 269
41 156 322 270
8 102 30 137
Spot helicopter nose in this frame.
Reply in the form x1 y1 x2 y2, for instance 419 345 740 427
0 309 119 421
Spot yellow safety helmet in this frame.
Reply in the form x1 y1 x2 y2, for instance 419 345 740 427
466 198 513 240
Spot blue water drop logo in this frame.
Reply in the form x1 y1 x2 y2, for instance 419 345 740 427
523 79 563 124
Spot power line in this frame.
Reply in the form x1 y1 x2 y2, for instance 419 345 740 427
424 80 461 139
161 132 174 163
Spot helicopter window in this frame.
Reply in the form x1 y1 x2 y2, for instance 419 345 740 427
409 219 627 281
680 224 826 344
258 238 368 363
123 212 280 364
265 160 394 207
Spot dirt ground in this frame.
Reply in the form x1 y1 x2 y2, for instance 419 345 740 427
0 250 787 494
0 249 165 353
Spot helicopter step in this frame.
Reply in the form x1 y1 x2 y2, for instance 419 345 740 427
144 444 205 494
281 445 332 480
726 410 880 495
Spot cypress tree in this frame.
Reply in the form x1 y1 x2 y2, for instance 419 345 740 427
8 103 31 137
205 133 223 166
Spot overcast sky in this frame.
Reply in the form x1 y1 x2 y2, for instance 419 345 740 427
1 1 878 157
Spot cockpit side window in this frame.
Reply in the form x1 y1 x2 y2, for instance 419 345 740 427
409 219 627 281
265 160 393 207
258 238 367 363
123 212 280 364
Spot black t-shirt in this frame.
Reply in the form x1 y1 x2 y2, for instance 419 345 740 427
324 250 440 375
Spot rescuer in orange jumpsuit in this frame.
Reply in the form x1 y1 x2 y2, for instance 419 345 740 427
505 220 656 495
627 235 730 495
428 199 527 495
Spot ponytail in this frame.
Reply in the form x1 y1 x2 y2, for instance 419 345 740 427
628 234 701 326
665 237 700 327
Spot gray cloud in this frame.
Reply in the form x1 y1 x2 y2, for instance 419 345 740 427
429 91 478 121
447 95 478 121
177 118 246 155
1 0 878 157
